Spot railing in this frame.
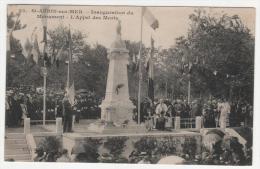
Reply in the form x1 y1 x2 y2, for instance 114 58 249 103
30 120 56 125
24 118 63 161
25 116 204 134
151 116 202 130
24 118 63 135
26 133 37 161
180 118 195 129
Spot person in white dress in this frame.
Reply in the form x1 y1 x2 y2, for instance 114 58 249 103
217 99 231 128
155 99 168 129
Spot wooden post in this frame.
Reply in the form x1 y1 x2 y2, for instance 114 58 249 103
56 118 63 135
24 118 30 134
175 116 180 129
195 116 202 129
72 115 75 131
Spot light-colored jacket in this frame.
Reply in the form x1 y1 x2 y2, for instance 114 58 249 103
155 103 168 115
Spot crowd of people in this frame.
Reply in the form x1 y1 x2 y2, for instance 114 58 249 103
5 87 101 128
133 97 253 130
5 86 252 132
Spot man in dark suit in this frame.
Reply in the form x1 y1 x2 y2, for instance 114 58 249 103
62 93 73 132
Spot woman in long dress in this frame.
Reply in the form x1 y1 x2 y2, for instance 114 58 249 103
217 101 231 128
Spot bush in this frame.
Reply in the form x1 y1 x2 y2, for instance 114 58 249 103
38 136 62 162
134 137 157 155
182 137 197 160
75 138 102 162
132 136 179 164
104 137 128 157
156 136 177 155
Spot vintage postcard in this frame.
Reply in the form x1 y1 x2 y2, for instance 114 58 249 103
2 1 257 167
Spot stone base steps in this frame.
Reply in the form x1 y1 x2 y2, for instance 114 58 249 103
5 154 32 161
5 133 32 162
5 139 27 145
5 143 29 149
5 133 26 139
5 148 30 155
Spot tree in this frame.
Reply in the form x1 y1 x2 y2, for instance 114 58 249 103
162 9 254 102
47 24 87 63
46 25 109 97
75 43 108 97
6 11 28 87
7 11 26 54
187 9 254 101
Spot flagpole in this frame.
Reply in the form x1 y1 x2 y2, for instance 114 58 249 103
66 25 75 106
67 25 70 90
43 68 46 126
165 81 168 99
40 5 49 126
138 7 144 125
188 74 191 104
42 33 47 126
67 42 70 90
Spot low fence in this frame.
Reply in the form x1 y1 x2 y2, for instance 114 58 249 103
24 118 63 135
180 118 196 129
151 116 202 130
30 120 56 125
23 116 206 135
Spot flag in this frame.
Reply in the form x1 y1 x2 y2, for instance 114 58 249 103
31 35 40 64
42 26 47 43
43 52 50 66
147 58 154 101
131 54 140 72
133 54 136 63
188 62 193 74
22 38 32 58
40 5 49 43
50 44 57 65
55 45 65 68
7 31 12 52
40 5 51 66
146 36 155 101
143 7 159 30
31 27 37 42
7 12 21 52
145 37 155 71
133 53 140 73
66 28 75 105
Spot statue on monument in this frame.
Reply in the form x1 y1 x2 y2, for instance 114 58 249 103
116 20 122 36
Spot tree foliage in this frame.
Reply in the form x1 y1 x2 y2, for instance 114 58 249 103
6 9 254 104
153 9 254 102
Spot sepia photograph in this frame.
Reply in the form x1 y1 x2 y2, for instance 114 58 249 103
3 2 256 166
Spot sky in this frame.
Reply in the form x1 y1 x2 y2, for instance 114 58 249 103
8 5 256 51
